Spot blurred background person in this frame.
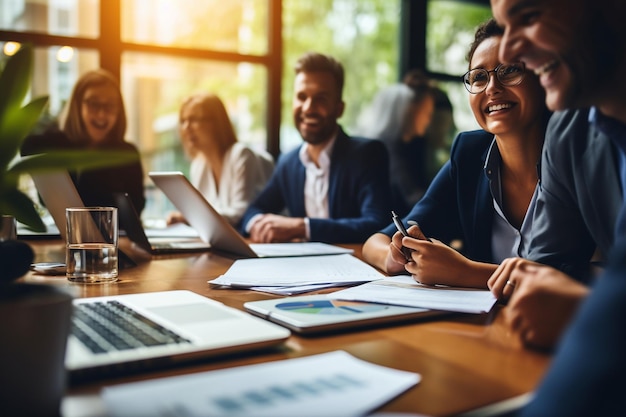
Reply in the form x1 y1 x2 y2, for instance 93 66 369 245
403 69 456 189
167 93 274 228
22 69 145 214
354 81 436 215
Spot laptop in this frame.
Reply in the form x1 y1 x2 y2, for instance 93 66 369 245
244 294 448 335
29 171 83 241
113 192 211 254
67 290 290 381
148 171 354 258
30 171 136 269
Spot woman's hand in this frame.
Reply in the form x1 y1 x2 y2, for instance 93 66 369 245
401 225 496 288
384 230 412 274
488 258 589 350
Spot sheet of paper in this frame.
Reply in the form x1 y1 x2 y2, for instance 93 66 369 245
102 350 420 417
250 242 353 257
209 254 385 287
249 283 345 295
328 275 498 314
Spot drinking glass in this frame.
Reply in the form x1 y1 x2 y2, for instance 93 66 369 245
65 207 118 283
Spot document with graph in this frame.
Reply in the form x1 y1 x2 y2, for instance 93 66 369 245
102 350 420 417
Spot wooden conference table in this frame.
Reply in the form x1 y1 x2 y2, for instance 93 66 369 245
22 238 551 417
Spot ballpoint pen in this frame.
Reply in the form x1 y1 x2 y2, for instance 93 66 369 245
391 211 413 260
407 220 433 242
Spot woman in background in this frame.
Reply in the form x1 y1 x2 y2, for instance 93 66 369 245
22 69 145 213
362 18 550 289
167 93 274 227
354 82 435 214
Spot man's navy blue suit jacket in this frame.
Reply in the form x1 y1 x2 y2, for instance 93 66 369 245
240 127 392 243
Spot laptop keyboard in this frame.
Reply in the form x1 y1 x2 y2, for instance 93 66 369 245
72 301 191 354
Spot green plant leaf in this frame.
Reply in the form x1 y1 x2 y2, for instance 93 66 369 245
0 188 45 232
0 44 142 232
7 150 140 174
0 96 49 169
0 44 32 122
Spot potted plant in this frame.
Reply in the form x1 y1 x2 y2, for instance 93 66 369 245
0 44 146 415
0 44 137 281
1 44 138 232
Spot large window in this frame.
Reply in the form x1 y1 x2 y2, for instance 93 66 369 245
1 0 491 221
281 0 401 150
426 0 492 132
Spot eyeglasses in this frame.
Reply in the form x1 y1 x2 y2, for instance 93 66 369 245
82 99 118 114
462 62 526 94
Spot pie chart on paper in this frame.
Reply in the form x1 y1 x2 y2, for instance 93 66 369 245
276 299 388 315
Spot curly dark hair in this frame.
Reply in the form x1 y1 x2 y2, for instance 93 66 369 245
466 18 504 66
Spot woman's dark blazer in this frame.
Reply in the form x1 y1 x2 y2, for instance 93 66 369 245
380 129 496 263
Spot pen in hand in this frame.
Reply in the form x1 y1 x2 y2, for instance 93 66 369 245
391 211 413 260
406 220 433 242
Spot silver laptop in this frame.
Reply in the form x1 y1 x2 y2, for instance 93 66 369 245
148 171 354 258
113 192 211 254
67 290 290 381
30 171 83 241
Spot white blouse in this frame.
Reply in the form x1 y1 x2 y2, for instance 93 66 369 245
190 142 273 226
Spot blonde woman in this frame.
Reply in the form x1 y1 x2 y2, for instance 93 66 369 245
168 93 273 227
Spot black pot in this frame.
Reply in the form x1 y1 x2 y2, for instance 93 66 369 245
0 283 73 416
0 240 34 283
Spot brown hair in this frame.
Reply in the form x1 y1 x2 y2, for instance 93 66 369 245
61 69 127 144
294 52 345 99
179 93 238 151
466 18 505 66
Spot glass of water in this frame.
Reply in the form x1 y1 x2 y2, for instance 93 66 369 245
65 207 118 283
0 215 17 241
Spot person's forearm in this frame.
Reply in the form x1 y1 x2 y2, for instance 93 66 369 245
362 233 392 273
452 260 498 289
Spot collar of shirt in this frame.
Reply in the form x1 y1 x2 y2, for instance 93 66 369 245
299 132 337 221
590 106 626 198
298 132 337 171
483 136 539 261
589 106 626 153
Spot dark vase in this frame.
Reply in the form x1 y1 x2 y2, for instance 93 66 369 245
0 283 73 416
0 239 34 283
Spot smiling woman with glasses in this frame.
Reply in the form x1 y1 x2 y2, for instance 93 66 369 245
21 69 146 214
462 62 526 94
363 17 550 292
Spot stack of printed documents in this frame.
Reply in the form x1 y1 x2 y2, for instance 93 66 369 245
209 254 385 295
